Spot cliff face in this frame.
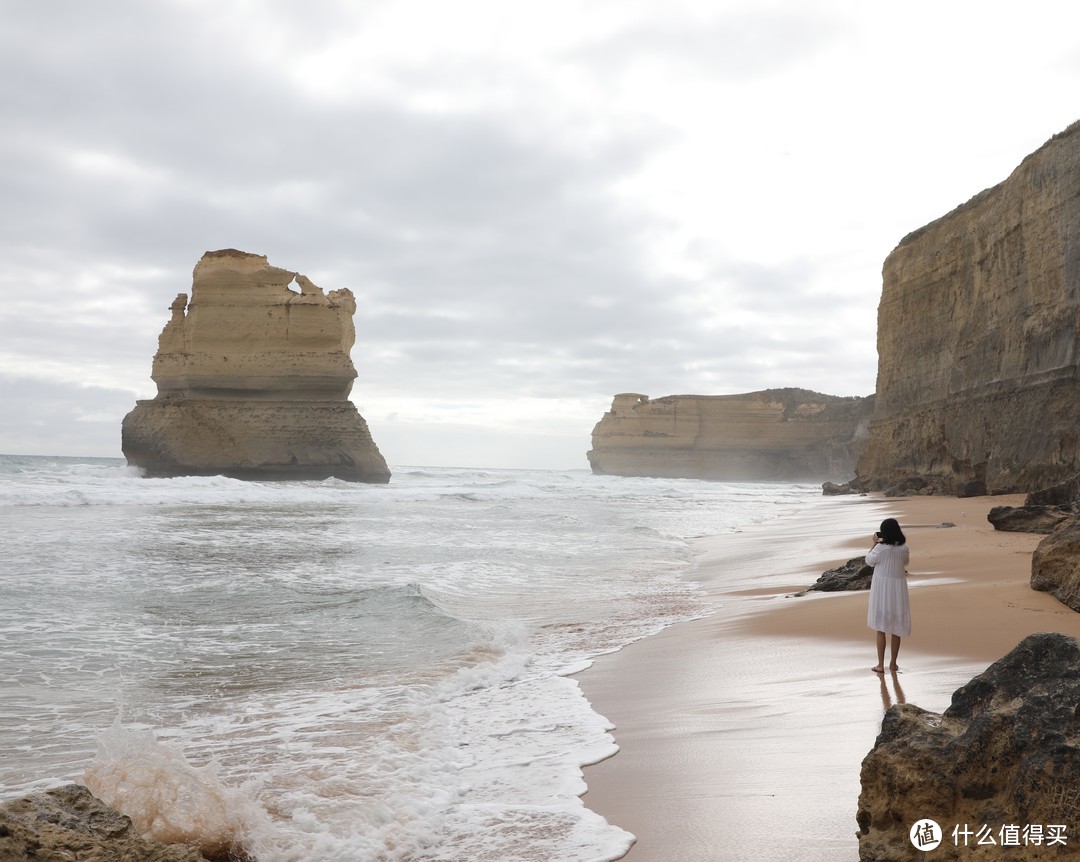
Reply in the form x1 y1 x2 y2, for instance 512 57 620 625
587 389 874 482
857 121 1080 495
122 249 390 482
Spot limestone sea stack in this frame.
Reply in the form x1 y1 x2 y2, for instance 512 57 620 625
587 389 874 482
122 249 390 483
856 120 1080 496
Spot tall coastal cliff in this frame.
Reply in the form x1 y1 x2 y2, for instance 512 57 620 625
588 389 873 482
856 120 1080 495
122 249 390 482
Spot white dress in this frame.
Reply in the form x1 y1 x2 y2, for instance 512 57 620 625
866 542 911 637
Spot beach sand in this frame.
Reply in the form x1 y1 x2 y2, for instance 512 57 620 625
580 493 1080 861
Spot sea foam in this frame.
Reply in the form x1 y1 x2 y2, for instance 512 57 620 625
85 722 272 860
3 456 820 860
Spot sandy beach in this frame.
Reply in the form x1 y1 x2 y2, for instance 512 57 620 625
580 493 1080 861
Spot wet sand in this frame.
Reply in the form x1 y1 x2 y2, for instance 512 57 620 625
580 493 1080 861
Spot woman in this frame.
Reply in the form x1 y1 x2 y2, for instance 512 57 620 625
865 517 910 673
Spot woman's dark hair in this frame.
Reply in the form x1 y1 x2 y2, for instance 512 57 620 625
878 518 906 546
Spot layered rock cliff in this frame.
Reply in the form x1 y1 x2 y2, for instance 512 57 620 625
856 120 1080 495
122 249 390 482
587 389 874 482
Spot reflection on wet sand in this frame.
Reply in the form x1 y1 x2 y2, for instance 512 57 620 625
878 670 906 711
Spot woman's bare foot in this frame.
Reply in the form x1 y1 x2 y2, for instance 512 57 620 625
889 664 900 673
871 665 885 674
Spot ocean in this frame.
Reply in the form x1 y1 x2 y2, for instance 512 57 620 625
0 454 821 861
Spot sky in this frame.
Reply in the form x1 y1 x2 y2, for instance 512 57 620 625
2 0 1079 470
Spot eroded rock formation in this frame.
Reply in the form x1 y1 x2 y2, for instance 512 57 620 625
856 120 1080 496
0 784 204 861
122 249 390 482
857 633 1080 860
587 389 873 482
1031 522 1080 611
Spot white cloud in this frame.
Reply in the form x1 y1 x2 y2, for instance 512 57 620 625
2 0 1079 467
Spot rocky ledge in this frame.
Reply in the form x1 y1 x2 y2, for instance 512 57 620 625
122 250 390 483
857 633 1080 860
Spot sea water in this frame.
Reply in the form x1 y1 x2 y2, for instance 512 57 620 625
0 454 820 861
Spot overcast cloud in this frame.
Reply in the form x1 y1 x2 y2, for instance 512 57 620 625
2 0 1079 469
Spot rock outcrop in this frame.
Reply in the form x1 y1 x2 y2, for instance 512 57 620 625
122 250 390 482
822 481 859 495
857 633 1080 860
587 389 874 482
988 473 1080 533
1031 521 1080 611
1027 473 1080 508
987 504 1075 534
856 120 1080 496
0 784 205 861
799 556 873 593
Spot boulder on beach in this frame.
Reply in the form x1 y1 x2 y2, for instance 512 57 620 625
857 633 1080 860
800 556 873 594
822 481 858 496
1027 473 1080 507
0 784 204 861
1031 521 1080 612
987 504 1075 534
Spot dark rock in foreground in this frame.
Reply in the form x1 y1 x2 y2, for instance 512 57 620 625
857 633 1080 860
799 556 873 594
0 784 204 861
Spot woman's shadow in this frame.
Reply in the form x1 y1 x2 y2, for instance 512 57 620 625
879 671 906 711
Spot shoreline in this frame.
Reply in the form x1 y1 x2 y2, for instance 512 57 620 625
578 493 1080 861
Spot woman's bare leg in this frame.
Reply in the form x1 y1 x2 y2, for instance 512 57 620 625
873 631 886 673
889 635 901 672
